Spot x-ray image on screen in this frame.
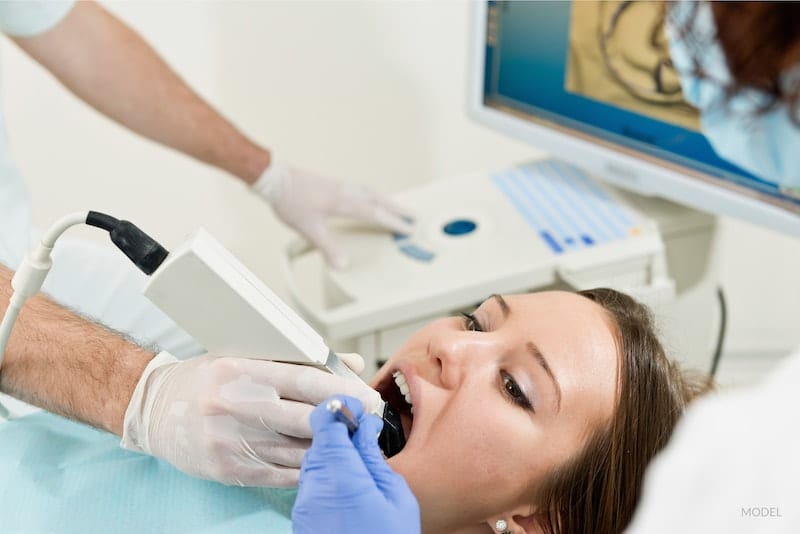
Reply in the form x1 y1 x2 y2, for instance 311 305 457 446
566 1 700 132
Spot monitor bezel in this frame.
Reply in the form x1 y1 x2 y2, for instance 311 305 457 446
467 1 800 237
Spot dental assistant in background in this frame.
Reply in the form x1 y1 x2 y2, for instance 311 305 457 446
0 0 409 487
292 2 800 532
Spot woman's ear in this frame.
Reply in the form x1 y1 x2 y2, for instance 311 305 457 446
511 513 547 534
487 507 547 534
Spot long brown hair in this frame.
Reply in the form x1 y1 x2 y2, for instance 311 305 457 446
533 288 710 533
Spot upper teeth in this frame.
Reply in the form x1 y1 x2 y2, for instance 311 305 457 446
392 370 414 412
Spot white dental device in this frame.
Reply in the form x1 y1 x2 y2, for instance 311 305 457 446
142 228 359 380
142 229 408 456
0 214 406 453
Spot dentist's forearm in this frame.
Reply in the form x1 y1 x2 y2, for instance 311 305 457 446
0 264 152 435
12 1 270 185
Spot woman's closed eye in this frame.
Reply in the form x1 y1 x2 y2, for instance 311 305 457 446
461 312 482 332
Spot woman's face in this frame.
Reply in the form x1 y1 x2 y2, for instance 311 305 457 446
371 291 620 532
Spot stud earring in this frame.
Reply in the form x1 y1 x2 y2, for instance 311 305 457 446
495 518 512 534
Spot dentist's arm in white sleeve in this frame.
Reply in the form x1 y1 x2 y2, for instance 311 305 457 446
625 350 800 533
10 0 412 269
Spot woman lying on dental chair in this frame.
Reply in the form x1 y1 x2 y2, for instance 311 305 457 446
0 287 707 533
300 0 800 529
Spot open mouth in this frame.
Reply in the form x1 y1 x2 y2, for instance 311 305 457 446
376 369 415 446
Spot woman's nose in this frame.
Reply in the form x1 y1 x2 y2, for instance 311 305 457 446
429 332 496 389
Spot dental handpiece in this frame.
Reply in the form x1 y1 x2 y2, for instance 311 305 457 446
326 398 359 434
321 350 406 457
327 397 405 458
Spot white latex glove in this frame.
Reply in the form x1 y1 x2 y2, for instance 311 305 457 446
253 160 414 269
625 349 800 533
121 351 382 487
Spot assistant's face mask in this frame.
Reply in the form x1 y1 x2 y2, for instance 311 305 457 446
666 1 800 194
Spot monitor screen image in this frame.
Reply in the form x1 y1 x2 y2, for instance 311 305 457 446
472 0 800 234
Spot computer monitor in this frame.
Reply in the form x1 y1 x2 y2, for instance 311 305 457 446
469 1 800 236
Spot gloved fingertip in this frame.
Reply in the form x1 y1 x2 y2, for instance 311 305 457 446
376 196 415 223
373 210 415 237
329 252 349 270
361 389 384 416
336 379 382 417
337 352 366 375
394 219 415 236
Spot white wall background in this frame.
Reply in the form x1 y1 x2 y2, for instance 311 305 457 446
3 1 799 383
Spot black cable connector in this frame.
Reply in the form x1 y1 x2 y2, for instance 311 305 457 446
86 211 119 233
86 211 169 275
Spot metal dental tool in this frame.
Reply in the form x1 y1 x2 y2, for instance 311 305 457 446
326 398 359 434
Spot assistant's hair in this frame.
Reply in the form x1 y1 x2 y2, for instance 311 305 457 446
668 1 800 123
533 288 711 534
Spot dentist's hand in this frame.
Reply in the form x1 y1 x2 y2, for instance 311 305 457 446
252 161 413 269
292 396 420 534
120 352 382 487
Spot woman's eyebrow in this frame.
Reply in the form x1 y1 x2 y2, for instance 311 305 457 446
488 294 562 412
489 294 510 317
527 341 562 413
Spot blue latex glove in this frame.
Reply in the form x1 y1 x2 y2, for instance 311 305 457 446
292 396 420 534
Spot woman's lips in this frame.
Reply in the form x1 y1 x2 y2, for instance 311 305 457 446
374 363 420 444
399 410 413 439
